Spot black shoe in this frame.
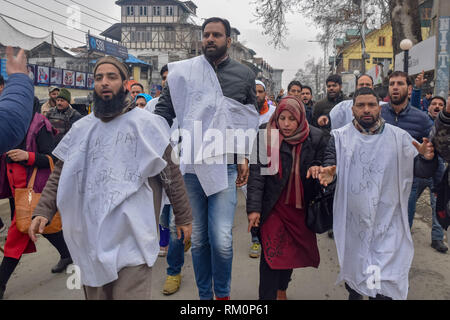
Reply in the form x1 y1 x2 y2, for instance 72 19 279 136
0 285 5 300
431 240 448 253
328 230 334 239
51 257 73 273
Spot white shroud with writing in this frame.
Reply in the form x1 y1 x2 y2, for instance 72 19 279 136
53 108 170 287
167 55 259 196
332 123 416 300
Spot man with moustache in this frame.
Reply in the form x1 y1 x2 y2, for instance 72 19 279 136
155 17 259 300
300 86 314 124
329 74 387 130
29 56 193 300
319 87 437 300
46 88 82 145
313 74 346 132
379 71 447 252
40 86 60 117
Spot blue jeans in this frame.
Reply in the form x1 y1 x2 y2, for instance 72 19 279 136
167 206 186 276
184 165 238 300
159 205 171 247
408 177 444 241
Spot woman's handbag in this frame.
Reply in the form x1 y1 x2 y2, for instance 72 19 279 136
14 156 62 234
306 180 335 234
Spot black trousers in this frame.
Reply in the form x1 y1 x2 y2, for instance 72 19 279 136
345 283 393 300
259 249 293 300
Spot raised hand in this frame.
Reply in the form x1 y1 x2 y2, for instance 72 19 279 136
318 166 336 187
6 46 28 76
317 115 329 127
412 138 434 160
415 70 427 89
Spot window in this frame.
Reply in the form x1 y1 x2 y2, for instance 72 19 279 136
373 57 392 66
378 36 386 46
349 59 362 71
166 6 174 16
153 6 161 16
130 31 135 42
127 6 134 16
139 6 147 16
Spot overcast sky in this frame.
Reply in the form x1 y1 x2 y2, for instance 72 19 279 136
1 0 324 89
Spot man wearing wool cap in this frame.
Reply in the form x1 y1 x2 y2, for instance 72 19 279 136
29 55 193 300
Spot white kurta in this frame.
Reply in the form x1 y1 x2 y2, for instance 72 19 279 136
53 108 170 287
332 123 416 300
258 105 276 126
167 55 259 196
330 99 388 130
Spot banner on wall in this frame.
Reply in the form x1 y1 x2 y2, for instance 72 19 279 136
36 66 50 86
87 73 94 90
27 65 36 83
50 68 63 86
63 70 76 88
76 72 86 88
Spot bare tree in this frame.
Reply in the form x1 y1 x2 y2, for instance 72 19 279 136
252 0 422 55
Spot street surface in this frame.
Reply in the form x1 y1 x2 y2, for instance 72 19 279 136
1 190 450 300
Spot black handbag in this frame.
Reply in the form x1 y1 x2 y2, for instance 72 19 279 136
306 180 335 234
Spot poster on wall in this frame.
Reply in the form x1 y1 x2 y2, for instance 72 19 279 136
50 68 63 86
76 72 86 88
63 70 75 88
27 65 36 83
87 73 94 90
36 66 50 86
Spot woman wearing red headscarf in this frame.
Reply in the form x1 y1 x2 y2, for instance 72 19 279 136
246 96 328 300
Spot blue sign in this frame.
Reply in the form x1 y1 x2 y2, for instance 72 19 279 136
87 35 128 60
436 16 449 98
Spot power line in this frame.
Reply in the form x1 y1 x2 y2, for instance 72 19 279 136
0 0 89 36
67 0 121 23
0 13 85 45
52 0 118 26
23 0 105 33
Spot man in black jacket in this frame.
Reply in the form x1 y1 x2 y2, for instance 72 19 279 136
154 17 257 300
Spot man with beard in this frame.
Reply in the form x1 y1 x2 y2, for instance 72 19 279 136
329 74 388 130
29 56 193 300
313 74 346 132
319 87 437 300
154 17 259 300
300 86 314 124
40 86 60 117
379 71 447 252
46 88 82 145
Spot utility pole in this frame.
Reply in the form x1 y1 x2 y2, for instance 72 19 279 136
51 31 55 68
361 0 367 74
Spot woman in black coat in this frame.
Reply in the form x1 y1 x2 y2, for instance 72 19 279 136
246 96 328 300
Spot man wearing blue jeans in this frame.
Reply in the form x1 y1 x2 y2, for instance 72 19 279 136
154 17 258 300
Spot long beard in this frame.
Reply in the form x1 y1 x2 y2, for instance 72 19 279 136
202 43 228 61
93 89 128 121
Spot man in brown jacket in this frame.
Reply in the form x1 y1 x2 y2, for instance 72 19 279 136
29 56 192 300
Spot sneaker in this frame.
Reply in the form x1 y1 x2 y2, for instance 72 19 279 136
249 242 261 258
158 246 168 257
431 240 448 253
163 274 181 295
184 239 191 252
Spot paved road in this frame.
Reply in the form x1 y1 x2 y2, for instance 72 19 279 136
1 190 450 300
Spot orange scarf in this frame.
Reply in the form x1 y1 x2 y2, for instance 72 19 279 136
259 100 269 115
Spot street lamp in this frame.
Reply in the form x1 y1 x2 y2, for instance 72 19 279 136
400 39 413 74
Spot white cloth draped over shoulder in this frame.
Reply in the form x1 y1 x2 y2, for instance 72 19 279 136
167 55 259 196
332 123 416 300
259 105 276 126
53 109 170 287
330 99 388 130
